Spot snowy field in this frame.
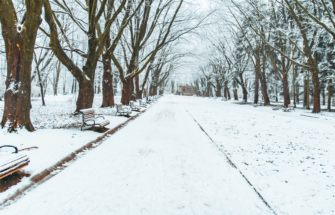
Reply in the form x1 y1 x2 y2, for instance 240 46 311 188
184 96 335 215
0 94 145 202
1 95 335 215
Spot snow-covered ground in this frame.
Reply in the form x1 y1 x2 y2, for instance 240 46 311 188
184 96 335 215
0 94 145 201
1 95 272 215
1 95 335 214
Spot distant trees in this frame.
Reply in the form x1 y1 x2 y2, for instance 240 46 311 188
195 0 334 112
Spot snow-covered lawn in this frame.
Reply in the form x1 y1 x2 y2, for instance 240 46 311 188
0 94 146 202
1 95 273 215
184 96 335 215
1 95 334 214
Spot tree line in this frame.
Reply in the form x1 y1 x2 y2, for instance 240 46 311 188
191 0 334 113
0 0 204 132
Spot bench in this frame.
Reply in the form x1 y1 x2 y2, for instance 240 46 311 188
79 108 110 131
221 97 228 101
272 104 283 110
0 145 30 180
139 100 147 108
253 101 264 107
282 105 295 112
146 97 153 104
130 101 141 112
116 104 132 117
240 99 246 105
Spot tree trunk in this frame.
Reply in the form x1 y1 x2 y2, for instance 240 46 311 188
254 71 259 104
224 87 227 98
216 83 221 97
153 85 158 96
311 70 321 113
275 83 278 102
322 84 326 106
36 68 46 106
54 61 61 96
328 79 332 111
242 84 248 102
0 1 45 132
296 83 299 104
227 87 231 100
121 78 131 105
135 75 142 99
76 81 94 112
282 74 290 107
233 89 238 100
259 72 270 105
101 53 114 107
303 79 307 108
206 82 210 97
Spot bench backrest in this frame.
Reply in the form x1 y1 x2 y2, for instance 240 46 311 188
288 105 295 108
80 109 95 121
117 104 123 111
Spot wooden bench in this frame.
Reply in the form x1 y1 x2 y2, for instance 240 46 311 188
116 104 132 117
0 145 30 180
254 101 264 107
139 100 147 108
79 108 110 131
146 97 153 104
130 101 141 112
282 105 295 112
272 104 283 110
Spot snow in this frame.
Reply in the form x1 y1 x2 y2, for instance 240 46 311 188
0 94 146 202
1 95 335 214
1 95 272 214
184 96 335 215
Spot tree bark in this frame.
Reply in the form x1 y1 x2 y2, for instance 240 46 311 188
259 71 270 105
282 74 290 107
322 84 326 106
303 79 307 107
101 53 114 107
296 83 299 104
36 67 46 106
216 81 221 97
233 89 238 100
328 79 332 111
254 70 259 104
311 69 321 113
135 75 142 99
227 87 231 100
54 61 61 96
121 78 131 105
0 1 45 132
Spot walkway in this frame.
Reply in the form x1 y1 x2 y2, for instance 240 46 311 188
2 96 272 215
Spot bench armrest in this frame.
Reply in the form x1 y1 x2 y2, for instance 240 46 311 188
85 119 96 126
0 145 18 153
96 116 105 120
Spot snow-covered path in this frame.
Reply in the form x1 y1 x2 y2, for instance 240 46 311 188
2 95 272 215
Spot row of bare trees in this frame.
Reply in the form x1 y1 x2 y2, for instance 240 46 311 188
194 0 334 113
0 0 204 132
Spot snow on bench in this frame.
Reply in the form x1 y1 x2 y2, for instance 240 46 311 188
116 104 132 117
130 101 141 112
139 100 147 108
272 104 283 110
0 145 30 180
79 108 110 131
282 105 295 112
